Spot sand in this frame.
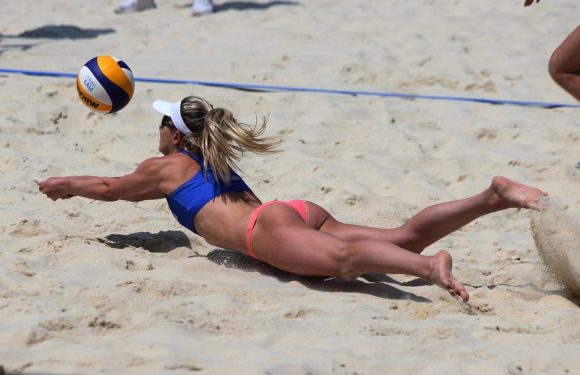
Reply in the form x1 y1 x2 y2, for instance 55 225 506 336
1 1 579 374
531 198 580 296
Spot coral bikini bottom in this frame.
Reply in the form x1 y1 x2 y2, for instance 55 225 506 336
245 200 307 259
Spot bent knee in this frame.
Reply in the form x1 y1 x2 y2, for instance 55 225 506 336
548 48 571 83
328 244 361 279
548 49 561 79
391 224 427 253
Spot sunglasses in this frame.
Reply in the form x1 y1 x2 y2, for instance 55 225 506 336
159 113 177 130
159 123 175 130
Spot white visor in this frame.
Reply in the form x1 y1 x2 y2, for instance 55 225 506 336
152 99 192 136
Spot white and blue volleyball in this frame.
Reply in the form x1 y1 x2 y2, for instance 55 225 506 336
76 56 135 113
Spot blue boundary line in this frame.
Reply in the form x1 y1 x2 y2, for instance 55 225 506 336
1 67 579 109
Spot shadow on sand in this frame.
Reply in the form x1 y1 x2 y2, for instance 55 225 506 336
95 231 431 302
0 25 114 55
97 230 192 253
176 1 298 13
3 25 115 39
205 249 432 302
214 0 298 12
92 232 579 306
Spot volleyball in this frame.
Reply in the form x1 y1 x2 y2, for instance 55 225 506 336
76 56 135 113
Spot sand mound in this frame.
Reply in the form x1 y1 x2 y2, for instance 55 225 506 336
530 199 580 296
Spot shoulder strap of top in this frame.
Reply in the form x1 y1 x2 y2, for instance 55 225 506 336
179 150 204 165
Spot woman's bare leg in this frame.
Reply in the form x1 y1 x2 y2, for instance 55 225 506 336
318 176 547 253
549 26 580 101
250 205 469 301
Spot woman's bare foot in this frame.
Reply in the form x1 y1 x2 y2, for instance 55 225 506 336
489 176 549 210
428 250 469 302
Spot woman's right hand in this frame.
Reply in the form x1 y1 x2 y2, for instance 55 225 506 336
36 177 74 201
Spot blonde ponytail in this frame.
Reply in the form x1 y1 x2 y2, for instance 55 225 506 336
178 96 280 184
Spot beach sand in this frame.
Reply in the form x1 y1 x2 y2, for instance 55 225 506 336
1 1 579 374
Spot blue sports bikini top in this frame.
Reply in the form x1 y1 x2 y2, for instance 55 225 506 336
166 150 251 234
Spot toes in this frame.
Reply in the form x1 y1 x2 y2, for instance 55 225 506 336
457 284 469 302
450 280 469 302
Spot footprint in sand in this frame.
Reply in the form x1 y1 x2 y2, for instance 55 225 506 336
9 219 49 238
0 155 26 173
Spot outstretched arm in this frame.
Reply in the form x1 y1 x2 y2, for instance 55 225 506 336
37 158 166 202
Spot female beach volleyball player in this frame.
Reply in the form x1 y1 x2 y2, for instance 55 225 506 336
37 96 548 302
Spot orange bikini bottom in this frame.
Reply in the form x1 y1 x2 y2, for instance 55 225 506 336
245 200 307 259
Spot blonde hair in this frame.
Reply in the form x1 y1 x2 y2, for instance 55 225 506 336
176 96 279 184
